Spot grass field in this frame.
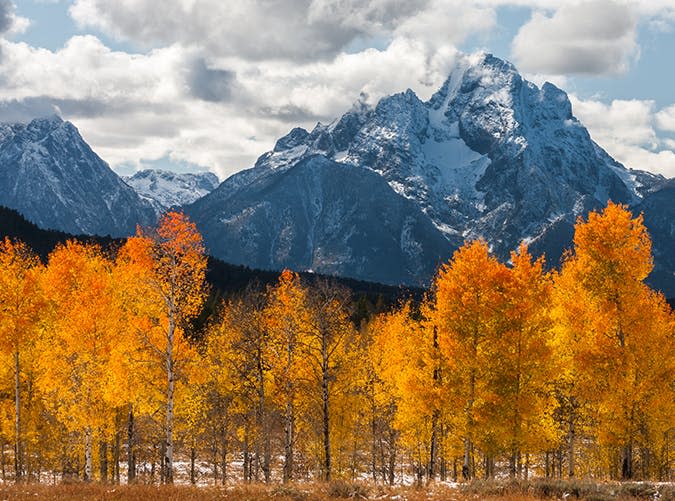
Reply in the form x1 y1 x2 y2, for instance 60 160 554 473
0 480 672 501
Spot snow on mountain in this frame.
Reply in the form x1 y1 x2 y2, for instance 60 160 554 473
186 53 668 287
0 115 156 237
124 169 220 211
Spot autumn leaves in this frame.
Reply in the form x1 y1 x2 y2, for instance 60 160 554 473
369 202 673 482
0 212 208 483
0 202 672 484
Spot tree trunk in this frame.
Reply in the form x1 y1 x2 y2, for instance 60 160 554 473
164 317 175 484
322 356 331 481
84 428 92 482
568 415 575 478
220 426 227 485
387 428 396 486
283 402 294 483
622 443 633 479
190 445 196 485
14 349 21 482
462 440 472 480
99 441 108 482
243 426 250 482
127 405 135 484
113 427 121 483
429 412 438 480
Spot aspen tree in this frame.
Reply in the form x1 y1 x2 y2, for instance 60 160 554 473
0 238 43 481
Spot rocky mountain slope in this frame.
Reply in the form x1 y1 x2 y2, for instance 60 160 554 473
0 116 156 237
188 155 456 285
186 53 666 286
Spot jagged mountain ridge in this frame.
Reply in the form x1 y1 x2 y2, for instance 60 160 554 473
0 116 156 237
124 169 220 211
186 53 667 286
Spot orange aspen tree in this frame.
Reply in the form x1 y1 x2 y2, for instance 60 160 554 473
491 244 556 478
556 202 675 479
121 211 207 483
0 238 44 481
431 240 510 479
39 241 118 481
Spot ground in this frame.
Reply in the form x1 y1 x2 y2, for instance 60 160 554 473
0 480 671 501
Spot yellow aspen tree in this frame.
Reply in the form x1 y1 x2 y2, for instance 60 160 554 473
370 302 439 483
301 279 357 481
0 238 43 481
364 312 399 484
263 270 312 482
550 258 594 479
431 240 510 479
204 299 250 484
120 211 207 483
110 244 167 484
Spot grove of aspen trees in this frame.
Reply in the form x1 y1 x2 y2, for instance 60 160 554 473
0 203 672 485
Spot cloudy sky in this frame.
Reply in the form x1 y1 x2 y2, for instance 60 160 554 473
2 0 675 179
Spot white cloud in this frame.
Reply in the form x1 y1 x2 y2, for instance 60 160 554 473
512 0 639 76
570 95 675 177
0 0 497 179
3 0 675 183
68 0 437 61
0 0 29 36
0 34 466 179
655 104 675 132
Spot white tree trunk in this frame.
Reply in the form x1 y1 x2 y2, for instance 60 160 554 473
84 427 93 481
164 315 175 484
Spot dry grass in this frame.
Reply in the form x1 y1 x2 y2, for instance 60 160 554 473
0 482 539 501
0 480 670 501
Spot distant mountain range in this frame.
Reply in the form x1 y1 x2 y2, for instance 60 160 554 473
0 53 672 295
124 169 220 212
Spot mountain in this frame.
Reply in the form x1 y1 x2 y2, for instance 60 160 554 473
635 178 675 296
188 154 455 285
0 116 156 237
124 169 220 211
186 53 668 287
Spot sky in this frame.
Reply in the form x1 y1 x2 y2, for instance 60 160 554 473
1 0 675 179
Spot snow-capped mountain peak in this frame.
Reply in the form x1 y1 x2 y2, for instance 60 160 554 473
0 116 156 237
185 53 667 286
124 169 220 211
